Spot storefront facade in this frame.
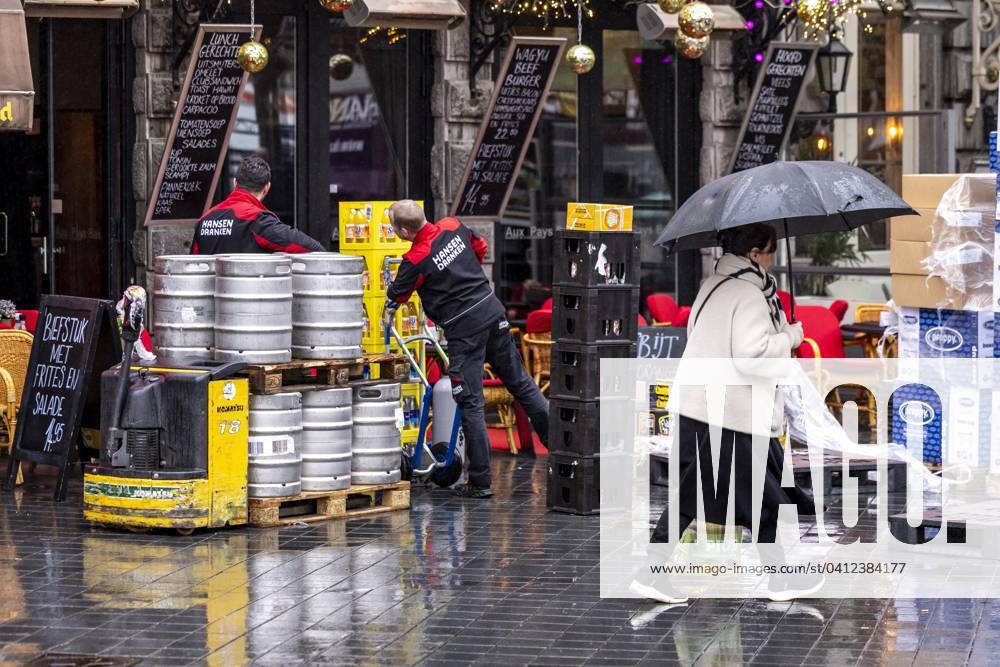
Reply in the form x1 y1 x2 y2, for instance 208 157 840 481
0 0 134 310
3 0 990 314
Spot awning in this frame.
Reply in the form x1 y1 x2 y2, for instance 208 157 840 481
23 0 139 19
637 3 747 42
0 0 34 132
343 0 465 30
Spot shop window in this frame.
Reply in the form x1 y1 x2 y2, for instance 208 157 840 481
220 17 297 226
328 26 407 229
602 30 676 301
497 27 684 322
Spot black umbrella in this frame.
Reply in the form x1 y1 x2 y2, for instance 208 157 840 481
654 161 916 321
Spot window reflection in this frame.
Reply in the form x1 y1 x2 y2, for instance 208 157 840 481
221 18 297 226
499 26 577 321
603 31 676 303
329 25 405 231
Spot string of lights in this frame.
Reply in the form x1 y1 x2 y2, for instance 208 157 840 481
489 0 593 28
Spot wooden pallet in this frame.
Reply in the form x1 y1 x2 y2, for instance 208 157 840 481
248 481 410 527
238 353 408 394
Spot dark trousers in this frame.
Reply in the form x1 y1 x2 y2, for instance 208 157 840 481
445 319 549 488
651 415 792 545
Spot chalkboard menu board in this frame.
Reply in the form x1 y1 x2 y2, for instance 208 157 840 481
730 43 818 174
452 37 566 220
638 326 687 359
144 25 260 225
4 296 120 500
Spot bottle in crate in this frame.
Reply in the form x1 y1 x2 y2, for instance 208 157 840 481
549 341 635 401
548 396 631 458
547 453 600 515
552 285 640 344
553 230 640 287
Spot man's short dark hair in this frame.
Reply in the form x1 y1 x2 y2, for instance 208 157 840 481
235 156 271 192
719 223 777 257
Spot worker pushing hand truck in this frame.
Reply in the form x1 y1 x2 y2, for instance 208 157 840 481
385 306 465 488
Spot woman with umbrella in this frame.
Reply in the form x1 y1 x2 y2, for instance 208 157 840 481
630 161 914 604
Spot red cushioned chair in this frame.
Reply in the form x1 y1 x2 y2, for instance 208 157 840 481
17 310 38 333
777 290 795 322
794 305 845 358
638 313 648 327
646 293 679 325
541 297 553 311
828 299 848 323
795 305 877 427
523 308 552 395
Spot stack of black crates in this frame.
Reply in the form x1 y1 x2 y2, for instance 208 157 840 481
547 229 640 514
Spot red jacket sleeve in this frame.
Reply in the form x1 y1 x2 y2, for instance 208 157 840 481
251 211 324 253
467 225 487 264
386 257 424 304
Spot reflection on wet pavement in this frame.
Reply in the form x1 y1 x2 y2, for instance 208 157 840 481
0 456 994 665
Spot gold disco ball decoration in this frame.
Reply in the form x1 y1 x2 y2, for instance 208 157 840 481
329 53 354 80
796 0 827 25
319 0 354 11
657 0 688 14
674 31 709 59
237 40 269 73
566 43 596 74
678 2 716 39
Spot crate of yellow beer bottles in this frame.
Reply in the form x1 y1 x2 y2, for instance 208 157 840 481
339 200 423 252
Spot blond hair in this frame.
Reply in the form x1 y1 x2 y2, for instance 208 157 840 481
387 199 426 232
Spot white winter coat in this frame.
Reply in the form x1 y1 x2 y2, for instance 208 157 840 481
669 253 798 437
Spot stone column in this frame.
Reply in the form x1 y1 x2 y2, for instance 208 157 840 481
430 1 494 281
131 1 194 296
698 38 746 277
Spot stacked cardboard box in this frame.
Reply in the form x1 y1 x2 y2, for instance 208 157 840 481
889 173 998 467
890 174 996 309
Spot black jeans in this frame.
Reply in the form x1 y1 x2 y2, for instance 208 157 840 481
445 319 549 488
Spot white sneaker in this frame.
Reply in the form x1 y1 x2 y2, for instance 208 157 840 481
766 574 825 602
629 603 688 629
628 578 689 604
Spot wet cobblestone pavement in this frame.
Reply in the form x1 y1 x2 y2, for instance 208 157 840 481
1 455 998 666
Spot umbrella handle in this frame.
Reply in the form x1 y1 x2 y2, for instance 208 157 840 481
783 221 795 323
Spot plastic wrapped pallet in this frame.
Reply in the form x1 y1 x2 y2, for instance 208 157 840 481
922 173 997 310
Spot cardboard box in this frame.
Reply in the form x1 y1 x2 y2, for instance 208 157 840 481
891 274 950 309
888 382 942 464
889 208 935 242
902 174 960 209
566 203 634 232
889 240 930 275
896 306 995 358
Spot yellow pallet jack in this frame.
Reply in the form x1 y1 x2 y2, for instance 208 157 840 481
83 289 250 534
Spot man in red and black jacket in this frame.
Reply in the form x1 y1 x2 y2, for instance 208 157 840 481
191 156 323 255
385 200 549 498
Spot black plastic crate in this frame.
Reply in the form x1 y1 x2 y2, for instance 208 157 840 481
552 285 639 344
548 397 631 457
550 341 636 401
553 230 640 287
547 453 599 515
650 452 669 487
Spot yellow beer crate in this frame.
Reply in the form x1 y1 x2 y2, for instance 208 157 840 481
339 200 422 251
566 202 634 232
362 294 422 353
354 248 406 297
